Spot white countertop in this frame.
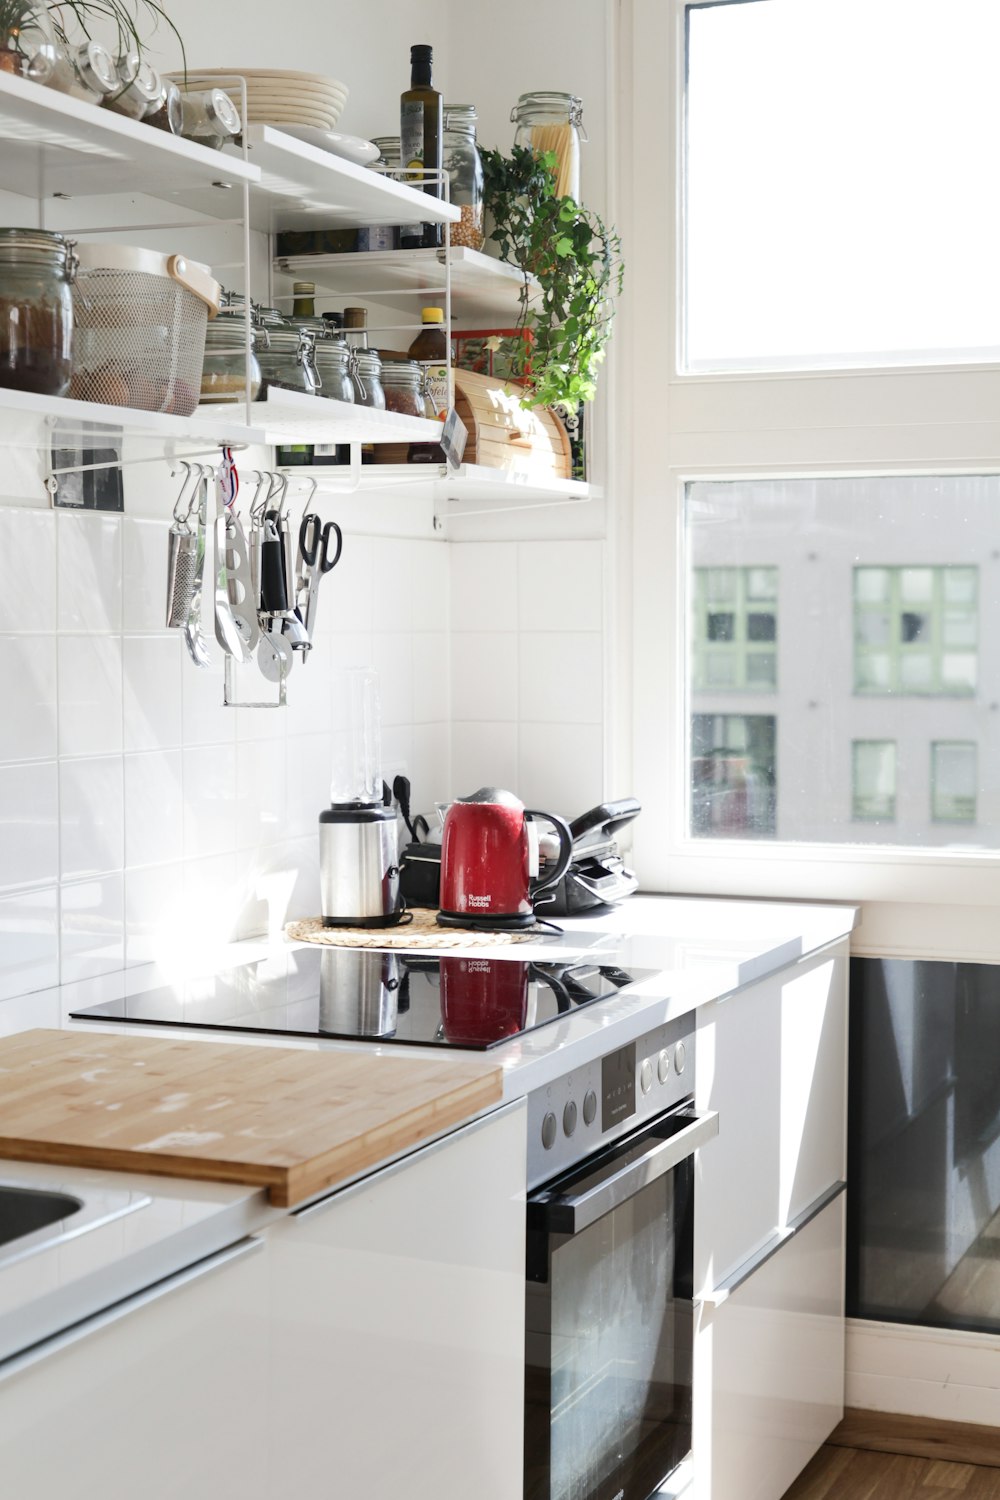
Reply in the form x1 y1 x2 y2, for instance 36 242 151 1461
0 893 856 1368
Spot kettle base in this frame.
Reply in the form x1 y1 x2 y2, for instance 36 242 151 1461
436 909 537 932
322 909 407 930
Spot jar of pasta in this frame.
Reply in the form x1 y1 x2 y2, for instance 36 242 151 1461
511 91 586 202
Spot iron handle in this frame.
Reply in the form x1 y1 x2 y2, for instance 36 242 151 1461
528 1109 719 1236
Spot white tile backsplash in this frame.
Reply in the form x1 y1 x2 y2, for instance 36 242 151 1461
58 512 122 633
58 635 124 758
0 506 608 1002
0 761 59 891
0 509 55 633
59 755 125 881
0 636 57 762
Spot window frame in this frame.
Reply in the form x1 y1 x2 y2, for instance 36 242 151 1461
621 0 1000 913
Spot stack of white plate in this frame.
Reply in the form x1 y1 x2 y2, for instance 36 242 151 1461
184 68 349 129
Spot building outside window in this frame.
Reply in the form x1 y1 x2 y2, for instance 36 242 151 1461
852 741 897 822
854 567 978 696
691 714 776 836
932 742 977 823
692 567 778 690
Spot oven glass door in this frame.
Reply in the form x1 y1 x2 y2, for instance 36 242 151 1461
525 1108 714 1500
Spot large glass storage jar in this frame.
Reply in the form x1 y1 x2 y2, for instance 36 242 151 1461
443 105 484 251
200 305 262 404
511 91 586 202
0 230 77 396
23 35 118 103
104 53 161 120
257 323 319 396
380 359 426 417
352 349 385 409
313 339 355 404
179 88 241 150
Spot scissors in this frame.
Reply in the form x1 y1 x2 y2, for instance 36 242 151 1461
296 512 344 651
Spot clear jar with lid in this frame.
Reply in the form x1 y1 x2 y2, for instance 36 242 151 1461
442 105 484 251
511 91 587 202
352 349 385 409
0 229 77 397
313 339 355 405
370 137 402 173
257 323 320 396
145 74 182 133
200 302 262 404
379 360 426 418
104 53 162 120
24 34 118 104
179 88 241 150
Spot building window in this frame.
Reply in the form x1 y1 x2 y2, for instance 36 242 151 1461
854 566 978 696
692 566 778 690
691 714 776 838
852 741 896 822
932 742 977 823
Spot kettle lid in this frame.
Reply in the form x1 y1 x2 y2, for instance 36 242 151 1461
457 786 524 809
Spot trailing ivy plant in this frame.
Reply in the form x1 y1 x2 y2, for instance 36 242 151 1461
481 143 623 410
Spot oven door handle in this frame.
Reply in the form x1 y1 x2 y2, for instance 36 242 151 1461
528 1109 719 1236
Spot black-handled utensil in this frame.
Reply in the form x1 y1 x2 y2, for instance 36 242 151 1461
393 774 416 841
299 512 343 574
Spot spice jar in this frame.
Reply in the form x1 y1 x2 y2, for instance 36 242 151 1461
379 360 425 417
257 322 320 396
200 301 262 404
145 74 183 134
25 35 118 104
352 348 385 409
370 137 402 172
442 105 484 251
313 339 355 405
179 88 241 150
511 91 587 202
104 52 162 120
0 229 77 397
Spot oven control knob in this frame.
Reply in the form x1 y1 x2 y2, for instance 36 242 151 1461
541 1112 558 1150
582 1089 598 1126
674 1040 687 1075
563 1100 578 1137
658 1048 671 1084
640 1059 653 1095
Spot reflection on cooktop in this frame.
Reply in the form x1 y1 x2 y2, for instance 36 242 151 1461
70 948 660 1050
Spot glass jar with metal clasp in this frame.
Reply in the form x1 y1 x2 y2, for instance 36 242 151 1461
352 348 385 410
313 337 355 405
0 229 78 397
200 295 263 404
256 317 320 397
511 91 587 202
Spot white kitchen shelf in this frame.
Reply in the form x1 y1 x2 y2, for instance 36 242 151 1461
0 384 264 449
0 69 259 209
272 247 537 326
291 461 600 512
228 126 462 235
246 388 447 445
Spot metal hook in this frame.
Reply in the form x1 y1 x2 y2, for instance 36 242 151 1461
172 461 198 525
298 477 318 515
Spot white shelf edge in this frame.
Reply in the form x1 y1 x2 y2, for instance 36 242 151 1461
0 386 264 448
247 389 447 445
277 461 600 507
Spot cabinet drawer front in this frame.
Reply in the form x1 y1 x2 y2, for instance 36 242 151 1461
695 1194 845 1500
695 942 848 1289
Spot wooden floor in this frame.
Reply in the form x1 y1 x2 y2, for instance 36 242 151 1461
783 1446 1000 1499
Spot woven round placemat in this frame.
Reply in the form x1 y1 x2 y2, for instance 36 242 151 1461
286 908 543 950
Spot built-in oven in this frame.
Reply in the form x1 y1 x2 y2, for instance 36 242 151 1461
522 1016 717 1500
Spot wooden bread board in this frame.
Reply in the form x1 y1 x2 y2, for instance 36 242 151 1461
371 369 572 478
0 1029 503 1208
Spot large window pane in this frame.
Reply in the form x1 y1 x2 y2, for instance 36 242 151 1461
685 476 996 847
686 0 1000 370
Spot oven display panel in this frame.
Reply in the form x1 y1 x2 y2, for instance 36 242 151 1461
601 1041 636 1131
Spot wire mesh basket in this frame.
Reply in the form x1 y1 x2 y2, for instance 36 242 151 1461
70 245 221 416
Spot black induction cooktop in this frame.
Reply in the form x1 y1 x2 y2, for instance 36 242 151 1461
70 948 657 1051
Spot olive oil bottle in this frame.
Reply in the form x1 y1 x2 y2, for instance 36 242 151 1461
400 44 443 250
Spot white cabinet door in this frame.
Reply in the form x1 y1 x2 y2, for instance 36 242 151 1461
694 1193 846 1500
263 1102 526 1500
0 1238 270 1500
695 939 849 1292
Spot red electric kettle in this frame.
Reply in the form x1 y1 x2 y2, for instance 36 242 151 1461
437 787 574 930
439 956 532 1044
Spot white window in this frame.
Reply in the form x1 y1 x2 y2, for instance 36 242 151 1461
624 0 1000 916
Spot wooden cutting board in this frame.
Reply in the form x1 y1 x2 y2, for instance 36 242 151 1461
0 1029 503 1207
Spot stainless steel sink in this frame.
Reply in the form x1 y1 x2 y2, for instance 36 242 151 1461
0 1185 82 1249
0 1179 150 1271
